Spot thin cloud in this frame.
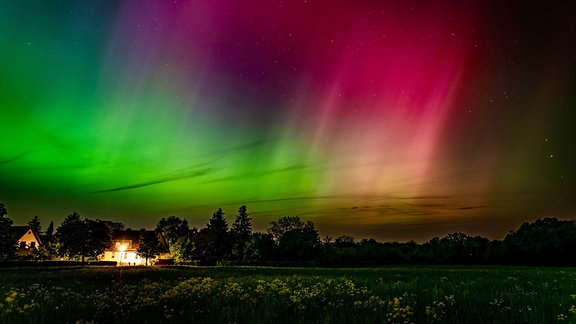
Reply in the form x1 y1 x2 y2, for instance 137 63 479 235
190 140 270 160
0 151 32 165
395 195 451 200
200 164 309 184
93 167 212 193
455 206 485 210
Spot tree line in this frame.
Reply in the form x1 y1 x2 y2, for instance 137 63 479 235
1 202 576 266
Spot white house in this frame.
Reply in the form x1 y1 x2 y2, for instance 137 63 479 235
100 228 170 266
12 226 42 250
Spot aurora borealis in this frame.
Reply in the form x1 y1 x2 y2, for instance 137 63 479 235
1 1 575 241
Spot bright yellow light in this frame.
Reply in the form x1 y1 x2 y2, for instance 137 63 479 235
119 245 126 252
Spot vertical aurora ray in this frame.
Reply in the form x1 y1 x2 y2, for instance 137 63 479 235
1 1 575 241
287 2 483 212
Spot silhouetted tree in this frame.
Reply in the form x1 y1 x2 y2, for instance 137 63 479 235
56 212 85 261
170 228 201 262
27 216 42 235
279 228 321 262
198 208 230 264
137 230 162 265
417 233 489 265
12 204 576 267
0 203 17 261
268 216 305 242
418 237 442 264
356 238 385 264
34 240 58 261
334 235 356 248
244 232 277 262
156 216 189 248
483 239 504 265
502 218 576 265
441 233 487 264
56 212 112 264
229 205 253 262
323 235 360 266
383 240 415 264
85 219 112 260
102 220 124 234
43 221 54 243
231 205 252 237
207 208 228 232
269 217 321 262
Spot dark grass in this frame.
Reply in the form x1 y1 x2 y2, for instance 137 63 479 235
1 265 575 323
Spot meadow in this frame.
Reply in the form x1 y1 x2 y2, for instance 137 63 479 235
1 266 575 323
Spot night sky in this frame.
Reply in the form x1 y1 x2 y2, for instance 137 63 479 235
1 1 575 242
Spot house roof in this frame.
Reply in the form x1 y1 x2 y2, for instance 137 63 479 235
110 229 169 252
113 229 142 244
12 226 43 245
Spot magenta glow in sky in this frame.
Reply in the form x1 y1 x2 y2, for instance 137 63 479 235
1 1 575 241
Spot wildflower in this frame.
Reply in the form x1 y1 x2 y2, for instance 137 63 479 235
444 295 456 306
385 296 414 324
490 298 504 307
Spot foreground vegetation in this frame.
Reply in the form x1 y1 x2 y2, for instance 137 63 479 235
1 266 576 323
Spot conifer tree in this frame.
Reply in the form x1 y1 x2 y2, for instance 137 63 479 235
198 208 230 264
27 216 41 234
230 205 252 262
0 203 16 261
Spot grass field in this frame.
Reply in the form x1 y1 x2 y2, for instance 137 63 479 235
1 265 575 323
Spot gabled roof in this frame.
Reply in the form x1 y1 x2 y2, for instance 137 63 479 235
12 226 43 245
113 229 142 244
110 229 169 252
